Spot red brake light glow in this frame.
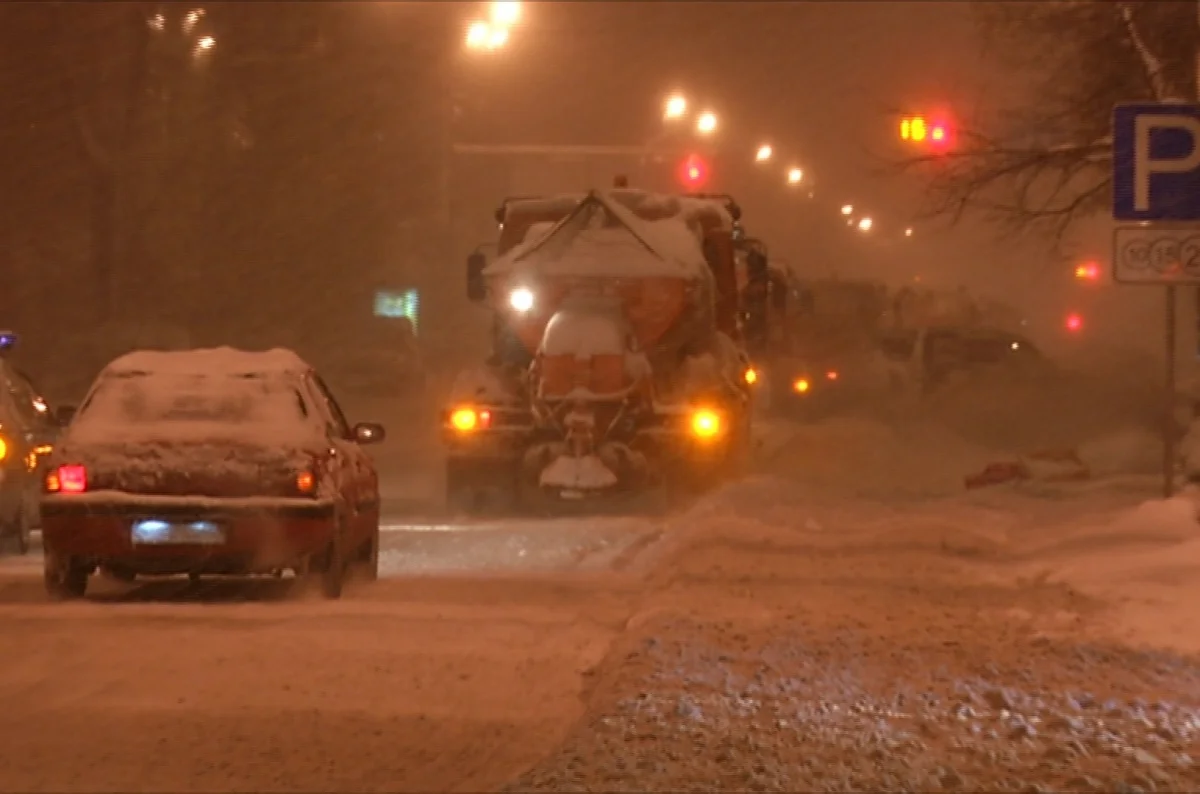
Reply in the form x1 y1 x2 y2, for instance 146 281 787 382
58 465 87 494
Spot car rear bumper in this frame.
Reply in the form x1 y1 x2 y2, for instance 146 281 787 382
40 494 337 574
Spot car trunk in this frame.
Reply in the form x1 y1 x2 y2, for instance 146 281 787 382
75 439 314 499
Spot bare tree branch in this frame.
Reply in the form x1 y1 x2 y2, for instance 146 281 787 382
894 0 1198 245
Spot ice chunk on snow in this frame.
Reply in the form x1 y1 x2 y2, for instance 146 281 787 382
539 454 618 490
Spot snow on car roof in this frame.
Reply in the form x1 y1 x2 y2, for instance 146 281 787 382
104 346 311 378
486 190 713 280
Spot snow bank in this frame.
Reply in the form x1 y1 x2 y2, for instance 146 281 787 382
487 191 710 280
1025 495 1200 653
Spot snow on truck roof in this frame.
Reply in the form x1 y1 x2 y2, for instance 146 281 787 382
103 347 311 378
485 190 714 280
502 189 735 229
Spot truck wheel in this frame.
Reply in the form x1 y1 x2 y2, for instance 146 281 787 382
44 552 88 600
11 510 31 555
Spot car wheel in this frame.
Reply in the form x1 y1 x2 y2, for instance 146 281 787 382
361 523 380 582
12 508 31 555
44 553 88 600
320 528 346 600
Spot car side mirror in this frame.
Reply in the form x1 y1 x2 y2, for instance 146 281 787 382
352 422 385 445
466 252 487 302
54 405 76 426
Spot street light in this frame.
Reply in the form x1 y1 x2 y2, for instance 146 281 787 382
664 94 687 120
466 20 491 49
696 111 718 135
905 227 914 237
841 204 853 216
786 167 803 185
490 1 521 26
858 217 873 232
466 20 508 51
183 8 204 34
755 144 773 162
486 26 509 49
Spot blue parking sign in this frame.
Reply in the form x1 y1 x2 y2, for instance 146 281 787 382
1113 103 1200 221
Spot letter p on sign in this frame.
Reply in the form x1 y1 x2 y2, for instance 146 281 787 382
1135 114 1200 211
1114 104 1200 221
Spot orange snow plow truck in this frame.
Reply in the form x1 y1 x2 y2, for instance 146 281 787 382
444 182 756 514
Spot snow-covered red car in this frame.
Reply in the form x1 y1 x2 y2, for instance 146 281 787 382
39 347 386 600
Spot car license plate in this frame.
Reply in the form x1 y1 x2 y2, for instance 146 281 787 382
131 519 226 546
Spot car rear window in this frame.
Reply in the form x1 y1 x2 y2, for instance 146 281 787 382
77 372 310 428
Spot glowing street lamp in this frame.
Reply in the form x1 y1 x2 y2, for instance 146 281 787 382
905 227 914 237
696 111 718 135
755 144 773 162
857 217 873 232
841 204 853 216
466 20 492 49
664 94 688 120
490 1 521 26
486 26 509 49
786 167 804 185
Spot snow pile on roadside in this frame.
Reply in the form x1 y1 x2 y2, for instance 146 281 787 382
1022 495 1200 653
507 612 1200 793
761 415 1000 500
915 365 1154 454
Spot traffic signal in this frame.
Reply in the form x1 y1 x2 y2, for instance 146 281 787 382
900 115 953 152
1074 261 1101 281
679 153 709 189
1065 312 1084 332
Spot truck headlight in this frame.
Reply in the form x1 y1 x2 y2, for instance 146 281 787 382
690 408 722 440
509 287 535 313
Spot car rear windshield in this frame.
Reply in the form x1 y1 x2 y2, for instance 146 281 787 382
77 371 310 429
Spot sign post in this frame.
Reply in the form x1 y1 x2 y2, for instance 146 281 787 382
1112 103 1200 497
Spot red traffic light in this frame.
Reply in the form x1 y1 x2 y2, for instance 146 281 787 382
1065 312 1084 332
679 154 709 188
1074 262 1101 281
900 114 953 151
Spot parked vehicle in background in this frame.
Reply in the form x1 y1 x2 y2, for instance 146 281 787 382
39 347 386 600
877 325 1047 395
318 317 426 400
0 331 66 553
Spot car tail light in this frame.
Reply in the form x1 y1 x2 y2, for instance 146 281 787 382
296 470 317 496
49 464 87 494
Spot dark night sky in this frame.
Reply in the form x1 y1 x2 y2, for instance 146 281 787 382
456 2 979 209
